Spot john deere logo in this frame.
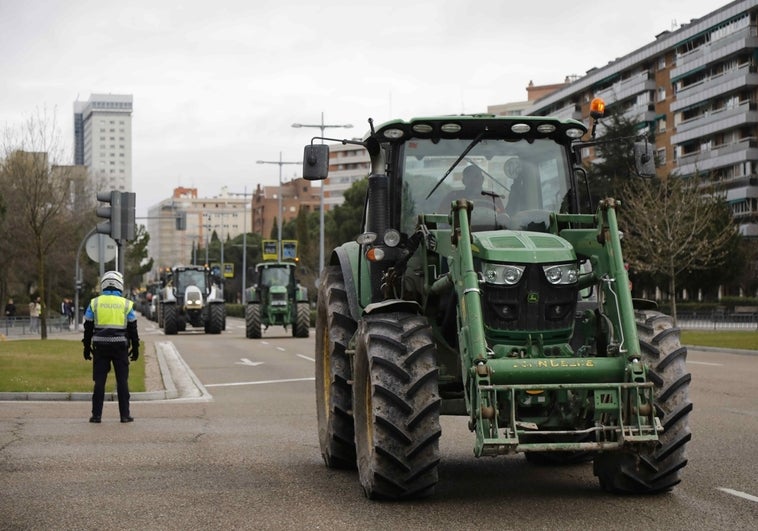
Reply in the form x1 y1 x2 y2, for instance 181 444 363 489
527 292 539 304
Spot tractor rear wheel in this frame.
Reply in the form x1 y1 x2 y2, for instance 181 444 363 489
163 303 178 335
353 312 441 500
293 302 310 338
245 304 261 339
315 266 357 469
594 310 692 494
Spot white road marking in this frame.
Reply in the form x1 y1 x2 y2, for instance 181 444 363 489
688 361 723 366
297 354 315 362
236 358 264 367
717 487 758 503
276 346 286 352
205 377 315 388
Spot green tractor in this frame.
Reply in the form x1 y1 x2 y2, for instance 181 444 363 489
303 106 691 500
245 261 310 338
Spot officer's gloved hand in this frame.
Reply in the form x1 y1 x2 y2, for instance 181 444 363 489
83 347 92 361
130 347 139 362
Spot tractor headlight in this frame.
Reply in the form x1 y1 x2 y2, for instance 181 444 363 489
482 263 525 285
542 264 579 285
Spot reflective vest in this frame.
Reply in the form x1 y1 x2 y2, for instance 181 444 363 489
91 295 133 346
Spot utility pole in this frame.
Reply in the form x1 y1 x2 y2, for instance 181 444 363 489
256 152 301 261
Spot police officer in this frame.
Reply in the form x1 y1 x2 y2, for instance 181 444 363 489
82 271 140 423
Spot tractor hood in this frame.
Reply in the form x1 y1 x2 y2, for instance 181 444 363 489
184 285 204 309
472 230 576 264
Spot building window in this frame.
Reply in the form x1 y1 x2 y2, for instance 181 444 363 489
658 118 667 133
657 87 666 102
656 148 666 164
658 56 666 70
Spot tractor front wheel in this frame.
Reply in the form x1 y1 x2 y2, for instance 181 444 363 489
163 303 178 335
594 310 692 494
353 312 441 500
293 302 310 338
245 304 261 339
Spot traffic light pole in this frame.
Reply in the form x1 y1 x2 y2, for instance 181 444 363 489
74 226 96 330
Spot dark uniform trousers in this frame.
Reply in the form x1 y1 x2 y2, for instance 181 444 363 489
92 346 131 418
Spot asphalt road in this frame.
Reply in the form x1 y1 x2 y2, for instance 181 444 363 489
1 317 756 530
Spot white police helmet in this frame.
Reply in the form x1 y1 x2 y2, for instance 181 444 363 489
101 271 124 293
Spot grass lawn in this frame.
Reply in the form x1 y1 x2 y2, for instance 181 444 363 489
680 330 758 351
0 339 145 393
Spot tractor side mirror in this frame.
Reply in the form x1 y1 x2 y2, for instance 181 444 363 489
634 141 656 177
303 144 329 180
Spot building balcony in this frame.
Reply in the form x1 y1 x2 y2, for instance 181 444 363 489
675 139 758 176
671 67 758 112
675 101 757 135
547 103 582 121
595 71 655 106
671 28 758 81
671 110 758 145
622 102 657 123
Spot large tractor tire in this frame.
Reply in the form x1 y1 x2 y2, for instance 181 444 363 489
594 310 692 494
163 303 178 335
245 303 261 339
315 265 357 469
293 302 310 338
353 312 441 500
205 303 224 334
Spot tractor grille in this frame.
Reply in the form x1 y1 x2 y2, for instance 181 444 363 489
270 292 287 306
481 264 577 331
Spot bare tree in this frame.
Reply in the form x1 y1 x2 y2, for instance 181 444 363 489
0 108 87 338
619 175 738 323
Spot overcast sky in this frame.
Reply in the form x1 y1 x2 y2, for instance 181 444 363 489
1 0 724 217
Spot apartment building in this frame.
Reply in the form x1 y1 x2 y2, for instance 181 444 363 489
324 141 371 208
73 93 133 193
147 187 250 274
515 0 758 237
251 177 320 239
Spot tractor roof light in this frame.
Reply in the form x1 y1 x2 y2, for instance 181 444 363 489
511 123 531 134
565 128 585 139
590 97 606 119
383 128 405 139
440 123 462 133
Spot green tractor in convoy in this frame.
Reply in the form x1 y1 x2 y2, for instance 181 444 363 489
155 264 226 334
302 103 691 500
245 260 310 338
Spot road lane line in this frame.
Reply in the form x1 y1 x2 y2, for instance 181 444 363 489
276 346 286 352
717 487 758 503
297 354 315 362
688 361 723 366
205 377 315 388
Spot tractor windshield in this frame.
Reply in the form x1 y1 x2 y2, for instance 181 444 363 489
176 269 206 293
400 138 572 233
260 266 292 288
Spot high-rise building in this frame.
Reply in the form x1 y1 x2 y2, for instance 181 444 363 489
514 0 758 237
73 93 133 193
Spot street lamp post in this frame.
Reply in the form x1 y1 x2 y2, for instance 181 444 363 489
229 186 253 304
291 112 353 273
257 152 301 261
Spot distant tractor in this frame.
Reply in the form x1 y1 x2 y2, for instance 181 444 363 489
245 261 310 338
155 265 225 335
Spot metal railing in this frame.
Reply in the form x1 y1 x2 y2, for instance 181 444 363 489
1 316 76 337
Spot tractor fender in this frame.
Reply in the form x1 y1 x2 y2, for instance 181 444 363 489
363 299 421 316
332 244 362 323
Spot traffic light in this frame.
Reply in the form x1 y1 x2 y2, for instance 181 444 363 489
121 191 136 241
96 190 121 240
